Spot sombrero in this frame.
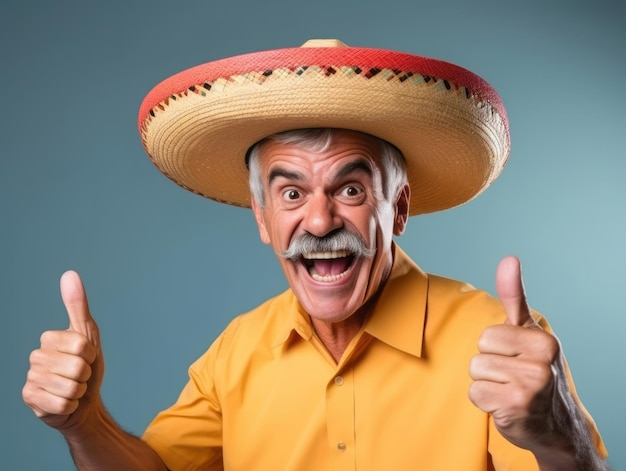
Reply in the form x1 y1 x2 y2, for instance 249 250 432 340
138 39 510 215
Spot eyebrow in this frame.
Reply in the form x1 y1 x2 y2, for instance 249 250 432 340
267 167 304 186
335 158 373 180
266 158 374 187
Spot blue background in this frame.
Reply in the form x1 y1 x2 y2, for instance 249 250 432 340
2 0 624 469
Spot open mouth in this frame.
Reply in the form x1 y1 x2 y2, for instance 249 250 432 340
301 250 356 282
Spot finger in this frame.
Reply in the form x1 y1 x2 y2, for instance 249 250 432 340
495 256 535 327
60 271 99 345
39 330 98 364
22 379 82 422
477 325 549 357
469 353 513 384
26 366 89 402
22 380 81 419
468 380 508 413
470 348 552 384
30 345 95 383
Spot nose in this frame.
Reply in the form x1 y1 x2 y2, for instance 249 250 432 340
301 191 343 237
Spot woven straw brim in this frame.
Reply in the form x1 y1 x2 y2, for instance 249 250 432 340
138 44 510 216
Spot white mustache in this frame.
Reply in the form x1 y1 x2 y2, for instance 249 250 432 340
280 230 376 261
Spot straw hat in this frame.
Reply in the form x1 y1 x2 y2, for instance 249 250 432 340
138 39 510 215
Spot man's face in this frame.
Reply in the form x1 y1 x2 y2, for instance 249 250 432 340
251 130 409 325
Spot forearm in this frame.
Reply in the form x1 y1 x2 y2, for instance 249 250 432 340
531 377 609 471
62 402 167 471
532 440 608 471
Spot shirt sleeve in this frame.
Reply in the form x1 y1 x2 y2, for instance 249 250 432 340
142 333 226 471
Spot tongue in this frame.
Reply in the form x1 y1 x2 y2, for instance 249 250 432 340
312 257 351 276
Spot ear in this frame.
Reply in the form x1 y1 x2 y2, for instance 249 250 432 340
393 183 410 237
251 196 271 245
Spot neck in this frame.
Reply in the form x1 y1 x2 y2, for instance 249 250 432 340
310 310 366 363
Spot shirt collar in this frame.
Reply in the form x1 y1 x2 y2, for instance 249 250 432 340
272 290 314 348
363 244 428 358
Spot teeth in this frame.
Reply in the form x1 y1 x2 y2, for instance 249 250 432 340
311 271 348 282
301 250 353 283
303 250 351 260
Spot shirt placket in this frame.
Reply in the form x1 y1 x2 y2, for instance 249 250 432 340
326 367 356 469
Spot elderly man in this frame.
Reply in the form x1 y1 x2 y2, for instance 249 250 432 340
23 40 608 470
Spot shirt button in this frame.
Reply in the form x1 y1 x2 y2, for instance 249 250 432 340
334 376 344 386
337 442 347 452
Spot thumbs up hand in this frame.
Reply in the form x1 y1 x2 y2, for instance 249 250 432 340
23 271 105 432
469 256 563 452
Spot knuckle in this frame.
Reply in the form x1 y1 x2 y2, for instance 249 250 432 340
22 380 79 417
66 354 86 373
75 381 89 399
25 367 42 385
468 354 483 377
533 363 554 386
467 381 489 410
28 348 42 366
21 382 36 405
64 379 88 400
50 395 79 416
66 334 88 354
467 382 479 405
71 335 97 361
476 328 493 352
507 386 529 410
54 354 92 382
534 331 560 362
39 330 55 346
63 399 80 416
71 359 93 383
467 380 480 398
547 336 561 360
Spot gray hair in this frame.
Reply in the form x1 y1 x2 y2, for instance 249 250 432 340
247 128 407 208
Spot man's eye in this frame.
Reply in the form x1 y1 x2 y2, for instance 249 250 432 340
283 189 301 201
342 186 362 197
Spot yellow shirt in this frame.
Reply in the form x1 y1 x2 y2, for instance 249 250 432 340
143 246 606 470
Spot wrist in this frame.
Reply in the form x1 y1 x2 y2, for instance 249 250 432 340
59 397 108 444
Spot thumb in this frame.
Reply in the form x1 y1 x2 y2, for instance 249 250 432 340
495 256 535 327
60 270 100 346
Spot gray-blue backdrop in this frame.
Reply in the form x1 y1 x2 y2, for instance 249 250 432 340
2 0 624 469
